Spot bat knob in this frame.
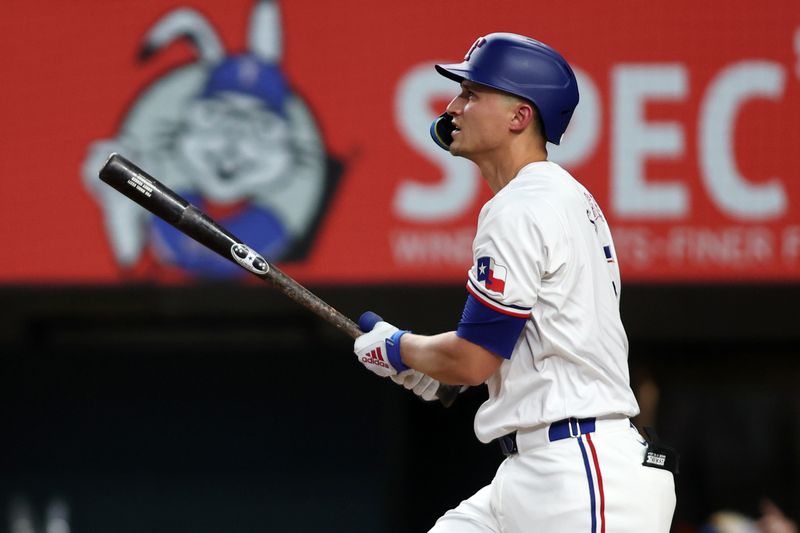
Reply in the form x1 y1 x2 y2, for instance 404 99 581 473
358 311 383 333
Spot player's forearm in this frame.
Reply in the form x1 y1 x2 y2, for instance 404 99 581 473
400 331 501 386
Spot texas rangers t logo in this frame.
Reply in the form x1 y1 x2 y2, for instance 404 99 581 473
476 256 507 294
464 36 487 61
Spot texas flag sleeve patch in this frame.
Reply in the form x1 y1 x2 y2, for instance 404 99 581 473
476 256 507 294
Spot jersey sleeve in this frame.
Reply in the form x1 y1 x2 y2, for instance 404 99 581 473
456 197 560 359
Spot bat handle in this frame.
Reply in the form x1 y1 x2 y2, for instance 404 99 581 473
358 312 460 408
435 383 460 408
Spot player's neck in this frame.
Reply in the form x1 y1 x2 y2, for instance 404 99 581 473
476 144 548 194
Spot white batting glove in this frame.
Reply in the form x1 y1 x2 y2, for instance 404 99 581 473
391 370 440 401
354 320 410 378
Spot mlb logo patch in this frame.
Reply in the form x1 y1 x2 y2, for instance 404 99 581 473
476 256 507 294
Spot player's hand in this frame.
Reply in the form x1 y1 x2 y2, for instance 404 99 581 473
354 316 410 378
391 370 440 401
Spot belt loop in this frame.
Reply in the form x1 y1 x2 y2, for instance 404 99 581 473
568 417 582 438
499 432 518 456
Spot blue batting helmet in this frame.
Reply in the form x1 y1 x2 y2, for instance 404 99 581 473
435 33 579 145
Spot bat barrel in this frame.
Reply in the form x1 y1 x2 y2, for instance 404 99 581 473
99 153 189 225
99 153 257 276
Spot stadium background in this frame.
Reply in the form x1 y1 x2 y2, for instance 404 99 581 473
1 0 798 531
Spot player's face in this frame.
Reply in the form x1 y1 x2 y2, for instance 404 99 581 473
445 81 517 159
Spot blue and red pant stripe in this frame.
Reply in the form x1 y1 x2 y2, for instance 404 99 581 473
577 434 606 533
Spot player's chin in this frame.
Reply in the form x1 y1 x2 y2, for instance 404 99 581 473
449 144 474 159
449 138 465 157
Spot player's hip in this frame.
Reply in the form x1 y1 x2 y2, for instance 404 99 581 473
495 425 675 532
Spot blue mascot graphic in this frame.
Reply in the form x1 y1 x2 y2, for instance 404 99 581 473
83 0 339 277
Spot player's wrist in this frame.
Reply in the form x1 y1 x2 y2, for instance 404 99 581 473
386 330 410 372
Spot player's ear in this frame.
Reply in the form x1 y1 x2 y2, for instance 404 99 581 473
509 102 535 134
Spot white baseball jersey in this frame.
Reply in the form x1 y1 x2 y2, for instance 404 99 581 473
455 161 640 444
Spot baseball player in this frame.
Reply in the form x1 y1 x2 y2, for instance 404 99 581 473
354 33 677 532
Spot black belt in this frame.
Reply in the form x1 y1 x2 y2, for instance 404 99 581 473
498 417 598 456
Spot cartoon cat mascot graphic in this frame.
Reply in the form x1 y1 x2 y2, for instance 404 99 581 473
83 0 338 277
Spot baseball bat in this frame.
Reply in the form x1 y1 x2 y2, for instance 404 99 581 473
98 153 460 407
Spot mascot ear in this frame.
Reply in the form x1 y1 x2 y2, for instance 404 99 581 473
429 112 455 151
249 0 282 63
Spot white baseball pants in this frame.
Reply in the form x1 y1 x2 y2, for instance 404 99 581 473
428 419 676 533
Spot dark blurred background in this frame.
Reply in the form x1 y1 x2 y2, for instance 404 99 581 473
2 284 798 532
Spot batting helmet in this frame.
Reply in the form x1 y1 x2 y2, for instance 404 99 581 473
434 33 579 145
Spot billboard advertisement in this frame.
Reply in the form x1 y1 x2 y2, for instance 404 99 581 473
1 0 798 283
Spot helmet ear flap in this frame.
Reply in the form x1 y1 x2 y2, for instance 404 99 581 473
430 112 455 151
